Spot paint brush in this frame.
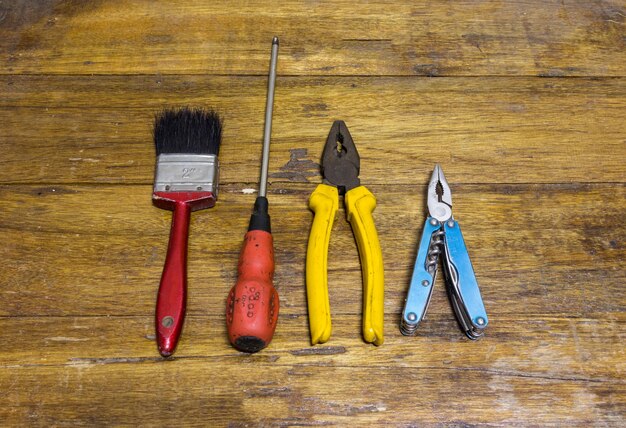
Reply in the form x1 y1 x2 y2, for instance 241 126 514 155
152 107 222 357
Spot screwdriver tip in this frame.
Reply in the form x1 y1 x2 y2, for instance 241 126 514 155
272 36 279 45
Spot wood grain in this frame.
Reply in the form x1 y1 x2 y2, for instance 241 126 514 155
1 0 625 76
1 0 625 426
2 75 625 184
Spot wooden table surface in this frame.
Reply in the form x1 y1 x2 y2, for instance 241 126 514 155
1 1 625 426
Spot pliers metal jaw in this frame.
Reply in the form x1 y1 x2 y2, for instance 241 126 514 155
306 121 384 346
321 121 361 194
401 164 488 339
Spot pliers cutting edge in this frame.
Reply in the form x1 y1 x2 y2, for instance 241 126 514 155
306 121 384 346
401 164 488 339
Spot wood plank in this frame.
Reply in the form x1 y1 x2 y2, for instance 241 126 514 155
1 360 623 426
1 184 623 318
1 1 625 76
2 76 625 184
2 315 624 382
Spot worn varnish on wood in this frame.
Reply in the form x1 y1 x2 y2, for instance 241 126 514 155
1 0 625 426
1 1 625 76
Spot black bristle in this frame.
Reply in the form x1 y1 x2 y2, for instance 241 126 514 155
154 108 222 156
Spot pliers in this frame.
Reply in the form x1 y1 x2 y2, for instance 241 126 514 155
401 164 488 339
306 120 384 346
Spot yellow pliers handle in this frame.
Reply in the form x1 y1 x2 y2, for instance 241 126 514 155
306 184 337 344
345 185 384 345
306 183 384 345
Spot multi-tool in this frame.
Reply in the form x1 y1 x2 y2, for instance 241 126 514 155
401 164 488 339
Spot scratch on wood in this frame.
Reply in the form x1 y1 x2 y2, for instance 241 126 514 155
46 336 88 342
462 33 486 53
342 39 393 42
68 157 100 163
228 420 333 427
598 5 625 24
290 346 346 356
68 357 158 366
298 397 387 416
270 419 335 427
245 386 293 398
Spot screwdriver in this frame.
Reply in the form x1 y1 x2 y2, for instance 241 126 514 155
226 37 280 353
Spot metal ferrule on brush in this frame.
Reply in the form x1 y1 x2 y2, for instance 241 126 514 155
153 153 219 196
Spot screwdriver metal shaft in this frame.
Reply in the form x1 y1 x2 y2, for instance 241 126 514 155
259 36 279 198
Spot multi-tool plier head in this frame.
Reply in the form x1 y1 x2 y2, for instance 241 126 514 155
427 164 453 223
321 120 361 194
401 164 488 340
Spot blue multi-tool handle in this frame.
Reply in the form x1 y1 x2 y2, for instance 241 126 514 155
443 220 488 329
401 218 441 331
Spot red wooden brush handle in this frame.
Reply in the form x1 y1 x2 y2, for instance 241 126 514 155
156 201 191 357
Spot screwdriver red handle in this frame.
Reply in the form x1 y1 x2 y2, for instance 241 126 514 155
155 201 190 357
227 198 279 352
